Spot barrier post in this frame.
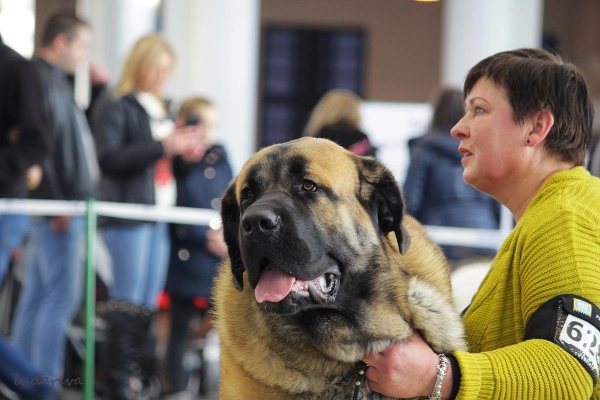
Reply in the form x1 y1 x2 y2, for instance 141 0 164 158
83 198 97 400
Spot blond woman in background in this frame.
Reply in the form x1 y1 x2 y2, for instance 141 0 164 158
303 89 377 157
91 34 201 400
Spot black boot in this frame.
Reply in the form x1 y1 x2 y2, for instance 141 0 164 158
104 300 160 400
136 310 161 400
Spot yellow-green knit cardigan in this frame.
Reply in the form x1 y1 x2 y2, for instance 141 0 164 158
455 167 600 400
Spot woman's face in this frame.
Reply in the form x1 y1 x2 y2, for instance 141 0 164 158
450 78 532 195
136 52 173 94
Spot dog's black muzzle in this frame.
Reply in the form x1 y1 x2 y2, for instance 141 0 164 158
240 192 323 286
239 192 342 314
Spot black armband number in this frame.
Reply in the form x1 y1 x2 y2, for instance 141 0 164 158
525 295 600 385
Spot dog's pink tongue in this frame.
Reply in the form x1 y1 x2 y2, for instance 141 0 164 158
255 267 295 304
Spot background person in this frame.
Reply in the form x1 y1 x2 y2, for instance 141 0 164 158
403 87 500 266
0 15 53 400
0 27 51 285
161 97 232 399
303 88 377 157
10 13 97 398
91 33 202 400
363 48 600 399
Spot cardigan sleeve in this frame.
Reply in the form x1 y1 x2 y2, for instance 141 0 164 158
453 339 593 399
454 202 600 399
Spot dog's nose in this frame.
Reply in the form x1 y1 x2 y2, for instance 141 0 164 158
242 208 281 236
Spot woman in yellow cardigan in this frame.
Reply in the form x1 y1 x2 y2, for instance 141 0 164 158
363 48 600 400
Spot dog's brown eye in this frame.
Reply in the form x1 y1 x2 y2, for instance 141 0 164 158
242 187 254 201
302 180 317 192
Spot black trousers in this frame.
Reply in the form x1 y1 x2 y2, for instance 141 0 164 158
163 294 200 394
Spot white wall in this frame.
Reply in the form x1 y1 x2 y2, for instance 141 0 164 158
360 102 431 185
84 0 161 86
0 0 35 57
162 0 260 174
441 0 544 87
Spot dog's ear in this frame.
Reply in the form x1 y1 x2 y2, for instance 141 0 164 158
221 178 245 290
356 156 411 254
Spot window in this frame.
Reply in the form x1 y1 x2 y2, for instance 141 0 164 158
259 26 365 147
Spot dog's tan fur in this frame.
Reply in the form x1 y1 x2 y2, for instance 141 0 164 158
213 137 466 399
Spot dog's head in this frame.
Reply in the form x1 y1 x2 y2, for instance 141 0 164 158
221 137 410 316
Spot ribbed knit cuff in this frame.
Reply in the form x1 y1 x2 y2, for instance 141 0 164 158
452 350 495 399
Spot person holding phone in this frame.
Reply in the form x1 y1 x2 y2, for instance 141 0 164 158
161 97 232 399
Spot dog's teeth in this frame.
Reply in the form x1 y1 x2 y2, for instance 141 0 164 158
319 276 328 291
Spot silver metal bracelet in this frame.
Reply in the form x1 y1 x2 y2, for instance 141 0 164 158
427 354 449 400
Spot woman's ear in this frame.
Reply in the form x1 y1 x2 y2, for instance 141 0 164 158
527 110 554 146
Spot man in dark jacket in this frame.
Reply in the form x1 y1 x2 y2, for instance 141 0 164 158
0 33 51 282
10 14 98 397
0 33 53 400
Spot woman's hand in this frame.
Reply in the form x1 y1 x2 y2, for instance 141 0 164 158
161 126 204 158
51 216 71 234
25 164 43 190
180 123 207 163
206 228 228 258
362 332 453 399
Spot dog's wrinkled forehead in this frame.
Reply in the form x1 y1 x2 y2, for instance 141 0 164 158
235 138 358 198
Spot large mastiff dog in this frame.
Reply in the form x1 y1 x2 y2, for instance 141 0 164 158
214 137 467 399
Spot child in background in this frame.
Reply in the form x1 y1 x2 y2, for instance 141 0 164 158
161 98 232 399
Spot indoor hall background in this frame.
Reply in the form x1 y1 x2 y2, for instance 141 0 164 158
1 1 600 399
6 0 600 169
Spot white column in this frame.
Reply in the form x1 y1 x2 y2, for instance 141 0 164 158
441 0 545 88
78 0 259 174
162 0 260 174
82 0 161 84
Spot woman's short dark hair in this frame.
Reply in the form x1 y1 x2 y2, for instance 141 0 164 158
464 48 594 166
